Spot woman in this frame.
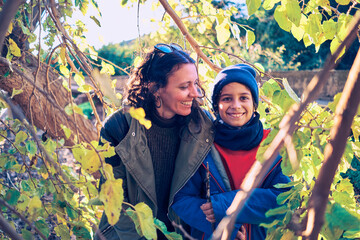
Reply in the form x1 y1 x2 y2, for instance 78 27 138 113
171 64 291 240
95 43 214 240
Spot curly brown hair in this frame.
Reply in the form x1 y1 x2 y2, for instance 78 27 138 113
125 47 205 124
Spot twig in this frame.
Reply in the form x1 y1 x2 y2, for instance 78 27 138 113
0 198 46 239
171 221 197 240
0 92 79 193
158 0 222 73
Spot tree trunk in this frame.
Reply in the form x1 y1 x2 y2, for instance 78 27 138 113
0 53 97 145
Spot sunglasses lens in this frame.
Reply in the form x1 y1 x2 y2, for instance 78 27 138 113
155 44 173 53
170 43 183 51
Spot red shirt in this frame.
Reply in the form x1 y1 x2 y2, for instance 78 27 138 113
214 129 271 190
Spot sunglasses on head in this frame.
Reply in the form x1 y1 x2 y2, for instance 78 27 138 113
154 43 183 53
146 43 184 77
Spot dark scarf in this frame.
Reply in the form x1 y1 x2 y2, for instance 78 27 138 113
214 112 263 151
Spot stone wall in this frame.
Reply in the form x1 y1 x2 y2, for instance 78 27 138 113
262 70 349 101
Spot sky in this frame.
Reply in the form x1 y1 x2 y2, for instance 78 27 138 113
73 1 163 49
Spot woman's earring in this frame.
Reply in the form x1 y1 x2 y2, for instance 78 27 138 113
155 96 162 108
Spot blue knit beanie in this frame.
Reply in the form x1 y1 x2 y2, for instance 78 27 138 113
212 64 259 112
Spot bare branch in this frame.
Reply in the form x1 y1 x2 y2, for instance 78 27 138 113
302 40 360 240
0 214 24 240
158 0 222 73
0 198 47 239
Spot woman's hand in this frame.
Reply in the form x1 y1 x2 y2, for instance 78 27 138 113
235 225 246 240
200 202 216 223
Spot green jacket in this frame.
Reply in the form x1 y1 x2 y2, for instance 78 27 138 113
95 109 214 240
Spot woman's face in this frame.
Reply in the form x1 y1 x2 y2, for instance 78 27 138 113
156 63 199 119
218 82 254 127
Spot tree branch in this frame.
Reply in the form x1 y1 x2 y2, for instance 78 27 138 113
0 198 47 239
0 0 24 54
302 42 360 240
158 0 222 73
0 214 24 240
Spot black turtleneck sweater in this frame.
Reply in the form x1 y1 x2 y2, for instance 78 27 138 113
145 111 181 236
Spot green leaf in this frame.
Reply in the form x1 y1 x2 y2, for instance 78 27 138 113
265 205 288 217
79 0 89 15
35 219 50 238
5 189 20 205
337 14 353 41
343 230 360 238
336 0 351 5
26 140 37 155
323 19 337 40
215 21 230 46
291 14 307 41
326 203 360 232
72 225 91 239
88 197 103 206
246 30 255 49
66 205 79 220
121 0 128 6
154 219 182 240
55 225 71 240
285 0 301 26
305 13 322 44
21 229 33 240
274 5 292 32
246 0 261 16
262 0 281 10
90 15 101 27
283 78 300 103
15 130 28 144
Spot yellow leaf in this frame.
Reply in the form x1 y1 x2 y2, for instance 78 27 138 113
11 88 23 98
6 22 13 36
81 150 101 174
126 203 157 239
216 21 230 46
102 164 115 181
74 72 85 87
41 172 49 180
60 46 67 65
100 61 115 75
60 124 72 139
28 196 42 215
8 38 21 57
99 179 124 225
16 195 30 212
60 65 70 78
129 107 152 129
246 30 255 49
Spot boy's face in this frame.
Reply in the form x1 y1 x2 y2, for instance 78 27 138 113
218 82 254 127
